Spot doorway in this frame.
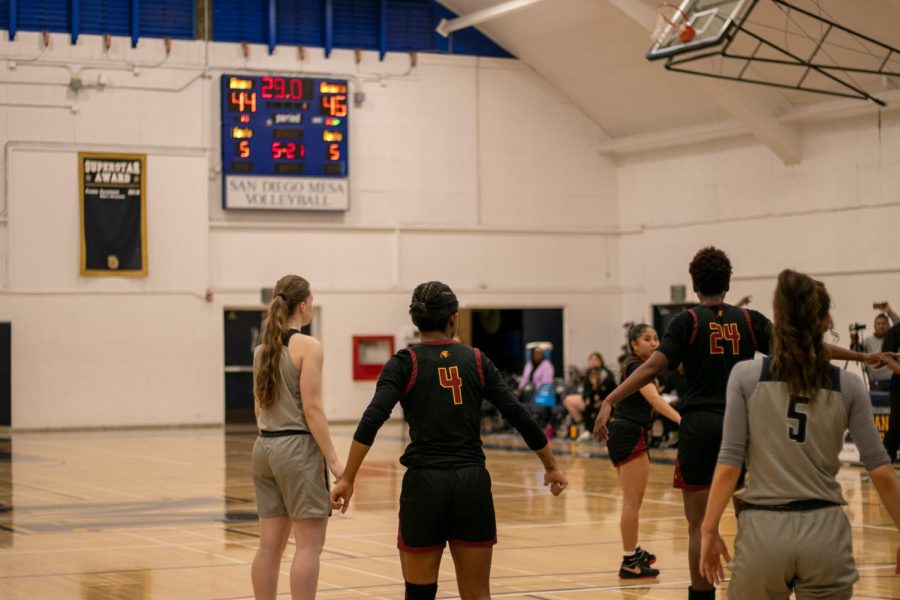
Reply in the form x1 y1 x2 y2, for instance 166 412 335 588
458 308 564 379
223 308 316 424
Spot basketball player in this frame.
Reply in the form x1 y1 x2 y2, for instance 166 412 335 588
609 324 681 579
251 275 343 600
330 281 568 600
594 247 882 600
700 270 900 599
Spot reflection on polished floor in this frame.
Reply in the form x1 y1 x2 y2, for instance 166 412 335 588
0 424 897 599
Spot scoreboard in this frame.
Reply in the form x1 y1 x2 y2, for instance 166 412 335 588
220 74 350 211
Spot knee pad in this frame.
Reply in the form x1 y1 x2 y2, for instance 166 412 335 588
405 581 437 600
688 586 716 600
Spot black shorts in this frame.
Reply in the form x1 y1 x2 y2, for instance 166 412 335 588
674 410 724 490
607 419 648 467
398 465 497 552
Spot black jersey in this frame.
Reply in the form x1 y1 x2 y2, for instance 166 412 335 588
613 357 654 429
657 303 771 414
354 341 547 469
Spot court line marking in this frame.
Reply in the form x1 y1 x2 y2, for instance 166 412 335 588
121 530 247 565
441 579 694 598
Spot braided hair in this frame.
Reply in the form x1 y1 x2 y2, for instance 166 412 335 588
409 281 459 332
770 269 832 397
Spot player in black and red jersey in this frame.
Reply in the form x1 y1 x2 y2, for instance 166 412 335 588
595 247 880 600
331 281 568 600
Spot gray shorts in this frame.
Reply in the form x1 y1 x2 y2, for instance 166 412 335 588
252 434 332 520
728 505 857 600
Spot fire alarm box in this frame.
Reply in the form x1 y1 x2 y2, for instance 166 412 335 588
352 335 395 380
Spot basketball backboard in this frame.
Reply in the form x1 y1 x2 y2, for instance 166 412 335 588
647 0 753 60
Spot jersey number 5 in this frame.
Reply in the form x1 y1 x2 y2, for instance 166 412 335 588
438 366 463 405
787 395 810 443
709 323 740 355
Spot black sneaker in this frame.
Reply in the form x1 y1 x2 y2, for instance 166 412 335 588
618 561 659 579
636 547 656 565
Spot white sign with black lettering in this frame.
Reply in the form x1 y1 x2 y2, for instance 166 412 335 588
224 176 349 211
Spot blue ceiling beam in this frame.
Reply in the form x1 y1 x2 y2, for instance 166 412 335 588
71 0 80 44
324 0 333 58
8 0 15 41
268 0 276 54
131 0 139 47
379 0 387 61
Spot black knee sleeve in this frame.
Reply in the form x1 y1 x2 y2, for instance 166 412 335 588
405 581 437 600
688 586 716 600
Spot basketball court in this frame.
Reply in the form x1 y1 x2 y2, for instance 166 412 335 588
0 424 897 599
1 0 899 598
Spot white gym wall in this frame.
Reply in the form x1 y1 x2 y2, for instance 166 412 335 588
0 33 618 427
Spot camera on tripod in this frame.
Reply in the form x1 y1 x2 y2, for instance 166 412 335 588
849 322 867 352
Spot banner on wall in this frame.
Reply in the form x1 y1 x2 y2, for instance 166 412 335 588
79 152 147 277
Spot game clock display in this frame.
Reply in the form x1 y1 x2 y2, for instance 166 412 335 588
221 74 350 211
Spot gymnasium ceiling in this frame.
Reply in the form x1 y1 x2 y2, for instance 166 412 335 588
436 0 900 163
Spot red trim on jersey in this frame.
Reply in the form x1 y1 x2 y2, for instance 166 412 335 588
741 308 757 352
418 340 457 346
688 308 699 346
397 526 445 553
673 457 711 491
402 348 418 395
448 535 497 548
473 348 485 386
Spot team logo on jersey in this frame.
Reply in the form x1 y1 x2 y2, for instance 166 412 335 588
717 309 724 318
440 350 450 359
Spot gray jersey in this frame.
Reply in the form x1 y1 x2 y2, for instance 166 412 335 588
720 358 890 506
253 340 310 432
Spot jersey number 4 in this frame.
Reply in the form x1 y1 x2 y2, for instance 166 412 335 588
787 395 810 443
709 323 740 355
438 366 463 405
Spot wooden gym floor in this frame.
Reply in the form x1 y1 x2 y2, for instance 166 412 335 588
0 423 897 599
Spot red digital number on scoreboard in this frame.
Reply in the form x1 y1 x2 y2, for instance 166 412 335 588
271 142 306 160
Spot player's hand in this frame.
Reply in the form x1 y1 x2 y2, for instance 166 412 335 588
699 529 731 585
543 468 568 496
863 352 887 367
330 479 354 513
593 402 612 441
327 459 344 483
736 295 752 308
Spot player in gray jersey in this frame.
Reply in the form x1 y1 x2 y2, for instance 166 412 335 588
699 270 900 600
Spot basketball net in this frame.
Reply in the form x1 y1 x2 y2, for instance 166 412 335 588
652 2 696 45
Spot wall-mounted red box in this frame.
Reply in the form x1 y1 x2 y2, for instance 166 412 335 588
352 335 395 380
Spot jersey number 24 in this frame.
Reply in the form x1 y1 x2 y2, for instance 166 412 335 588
709 322 740 355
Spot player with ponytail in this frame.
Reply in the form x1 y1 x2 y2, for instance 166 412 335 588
251 274 342 600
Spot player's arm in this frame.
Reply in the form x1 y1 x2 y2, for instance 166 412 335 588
482 356 567 495
699 463 740 585
843 372 900 571
298 337 342 481
330 439 370 514
826 341 889 367
639 382 681 425
869 465 900 573
330 353 407 512
594 352 670 440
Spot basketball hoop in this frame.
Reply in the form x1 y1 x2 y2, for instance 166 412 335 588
652 2 696 45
